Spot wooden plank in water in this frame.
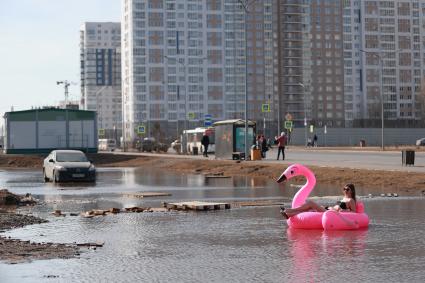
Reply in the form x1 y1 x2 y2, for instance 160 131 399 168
125 192 172 198
205 175 232 179
162 201 231 211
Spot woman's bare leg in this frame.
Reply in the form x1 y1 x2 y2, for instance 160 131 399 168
284 200 326 217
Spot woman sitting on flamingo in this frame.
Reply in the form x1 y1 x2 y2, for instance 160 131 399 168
276 164 368 230
280 183 357 219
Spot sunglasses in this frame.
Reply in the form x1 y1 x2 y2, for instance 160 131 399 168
343 187 351 192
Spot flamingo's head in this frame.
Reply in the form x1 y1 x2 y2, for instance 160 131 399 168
276 164 307 183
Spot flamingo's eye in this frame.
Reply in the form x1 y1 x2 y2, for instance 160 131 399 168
290 170 294 174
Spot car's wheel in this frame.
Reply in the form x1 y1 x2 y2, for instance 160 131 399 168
53 171 60 183
43 169 49 182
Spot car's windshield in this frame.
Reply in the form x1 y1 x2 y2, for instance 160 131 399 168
56 152 88 162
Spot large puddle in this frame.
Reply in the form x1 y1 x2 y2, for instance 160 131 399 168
1 168 425 282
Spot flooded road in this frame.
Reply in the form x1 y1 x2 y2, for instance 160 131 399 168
1 168 425 282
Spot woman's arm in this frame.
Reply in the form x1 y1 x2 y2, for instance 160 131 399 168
349 199 357 212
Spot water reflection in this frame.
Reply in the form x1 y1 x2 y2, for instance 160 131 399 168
286 228 368 282
2 167 425 281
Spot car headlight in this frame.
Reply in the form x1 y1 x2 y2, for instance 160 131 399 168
55 166 67 171
89 164 96 171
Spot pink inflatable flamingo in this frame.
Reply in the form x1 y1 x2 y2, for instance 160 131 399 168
277 164 369 230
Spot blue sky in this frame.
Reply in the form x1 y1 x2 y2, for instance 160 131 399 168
0 0 121 118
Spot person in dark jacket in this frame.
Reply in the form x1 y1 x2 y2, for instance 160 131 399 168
275 132 287 160
201 133 210 157
261 135 268 158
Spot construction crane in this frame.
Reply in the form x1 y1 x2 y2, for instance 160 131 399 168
56 80 71 108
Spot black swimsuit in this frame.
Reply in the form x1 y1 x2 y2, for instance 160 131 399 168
338 201 348 210
325 201 349 210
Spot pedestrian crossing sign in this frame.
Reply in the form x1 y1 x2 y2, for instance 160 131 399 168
284 120 293 130
188 112 195 119
137 125 145 134
261 104 271 112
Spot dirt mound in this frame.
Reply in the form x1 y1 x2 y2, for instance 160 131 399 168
0 189 38 206
0 154 44 168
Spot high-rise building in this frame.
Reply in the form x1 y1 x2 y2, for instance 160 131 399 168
80 22 122 140
244 0 279 135
277 0 345 129
121 0 280 142
344 0 425 126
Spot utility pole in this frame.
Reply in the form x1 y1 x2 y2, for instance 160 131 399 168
239 0 258 161
298 82 308 146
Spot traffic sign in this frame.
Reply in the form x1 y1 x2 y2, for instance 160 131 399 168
310 125 314 133
188 112 195 119
137 125 145 134
285 113 293 121
261 104 271 112
98 129 105 136
204 113 212 127
284 120 293 130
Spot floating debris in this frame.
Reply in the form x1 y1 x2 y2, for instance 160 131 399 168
108 208 121 214
124 192 172 199
162 201 231 211
379 193 399 198
76 242 104 248
52 210 65 217
124 206 146 213
205 175 231 179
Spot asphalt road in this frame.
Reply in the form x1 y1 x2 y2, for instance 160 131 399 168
110 147 425 173
263 147 425 172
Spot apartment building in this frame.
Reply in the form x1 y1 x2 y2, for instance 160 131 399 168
344 0 425 126
244 0 279 135
80 22 122 140
278 0 345 128
121 0 280 142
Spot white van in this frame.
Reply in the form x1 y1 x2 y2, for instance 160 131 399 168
98 139 116 151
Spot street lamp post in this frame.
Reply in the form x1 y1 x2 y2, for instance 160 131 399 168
360 49 402 150
239 0 258 161
164 55 187 131
298 82 308 146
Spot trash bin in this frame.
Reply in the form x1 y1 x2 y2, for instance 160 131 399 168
251 149 262 161
192 146 198 155
359 140 366 147
402 150 415 166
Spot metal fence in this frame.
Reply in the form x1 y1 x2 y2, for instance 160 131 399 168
287 128 425 147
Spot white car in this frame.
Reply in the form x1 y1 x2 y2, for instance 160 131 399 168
43 150 96 183
416 138 425 146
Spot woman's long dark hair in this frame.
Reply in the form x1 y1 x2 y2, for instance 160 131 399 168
345 183 356 201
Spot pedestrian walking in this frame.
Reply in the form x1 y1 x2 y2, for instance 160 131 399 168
313 134 318 147
261 134 268 158
275 132 287 160
201 133 210 157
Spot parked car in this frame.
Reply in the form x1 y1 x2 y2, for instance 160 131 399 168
43 150 96 183
136 137 169 153
416 138 425 146
140 137 156 152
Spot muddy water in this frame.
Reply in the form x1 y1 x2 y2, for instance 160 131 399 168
0 168 425 282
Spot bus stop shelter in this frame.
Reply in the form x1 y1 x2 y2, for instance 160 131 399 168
213 119 256 159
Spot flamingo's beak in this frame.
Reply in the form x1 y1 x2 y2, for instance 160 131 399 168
276 173 287 183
